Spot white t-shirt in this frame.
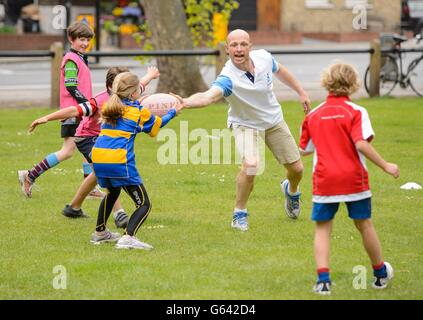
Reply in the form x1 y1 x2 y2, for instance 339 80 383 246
212 49 283 130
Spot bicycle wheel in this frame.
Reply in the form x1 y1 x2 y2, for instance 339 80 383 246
364 56 399 96
408 56 423 96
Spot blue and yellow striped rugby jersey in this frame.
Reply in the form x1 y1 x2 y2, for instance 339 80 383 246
92 99 176 184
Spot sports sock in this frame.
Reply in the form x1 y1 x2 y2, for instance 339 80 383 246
286 184 300 196
234 207 247 213
113 208 125 219
317 268 331 283
28 153 59 182
373 262 387 278
82 162 92 178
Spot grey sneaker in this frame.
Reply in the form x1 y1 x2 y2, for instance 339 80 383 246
18 170 34 198
114 210 129 229
115 235 153 250
281 179 301 219
373 262 394 289
231 211 249 231
62 204 89 218
90 230 121 245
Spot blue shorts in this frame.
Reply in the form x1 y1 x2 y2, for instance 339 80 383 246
311 198 372 221
97 176 142 189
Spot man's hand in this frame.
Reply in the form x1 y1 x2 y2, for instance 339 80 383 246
169 92 185 115
300 93 311 115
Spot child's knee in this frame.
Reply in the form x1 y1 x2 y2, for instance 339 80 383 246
354 218 372 232
58 146 75 160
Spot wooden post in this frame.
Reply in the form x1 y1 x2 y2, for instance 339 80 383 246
216 42 227 77
369 39 381 97
50 42 63 109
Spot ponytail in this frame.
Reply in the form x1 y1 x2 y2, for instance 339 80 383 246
101 93 125 126
100 72 140 126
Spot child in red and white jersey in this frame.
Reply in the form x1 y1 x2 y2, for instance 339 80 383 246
299 63 400 295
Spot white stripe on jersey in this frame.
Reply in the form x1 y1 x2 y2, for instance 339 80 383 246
78 101 94 116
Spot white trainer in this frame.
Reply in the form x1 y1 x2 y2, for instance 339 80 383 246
18 170 34 198
373 262 394 289
115 235 154 250
90 230 121 245
281 179 301 219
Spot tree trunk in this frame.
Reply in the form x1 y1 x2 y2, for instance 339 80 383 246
142 0 208 96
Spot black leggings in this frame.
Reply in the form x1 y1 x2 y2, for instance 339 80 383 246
96 184 152 236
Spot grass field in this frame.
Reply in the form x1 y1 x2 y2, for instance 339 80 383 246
0 97 422 300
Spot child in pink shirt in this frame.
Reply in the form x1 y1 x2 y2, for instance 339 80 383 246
18 21 94 199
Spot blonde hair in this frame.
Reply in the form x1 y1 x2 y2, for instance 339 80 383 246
101 72 140 126
321 63 360 97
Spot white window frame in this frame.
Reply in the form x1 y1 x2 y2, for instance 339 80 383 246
305 0 335 9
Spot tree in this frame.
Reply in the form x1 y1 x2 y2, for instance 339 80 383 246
141 0 208 96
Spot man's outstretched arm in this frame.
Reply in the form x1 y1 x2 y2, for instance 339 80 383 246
182 87 224 109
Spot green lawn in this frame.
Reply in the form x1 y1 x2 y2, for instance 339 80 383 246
0 97 422 300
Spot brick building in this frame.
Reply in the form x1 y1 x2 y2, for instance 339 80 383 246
230 0 401 43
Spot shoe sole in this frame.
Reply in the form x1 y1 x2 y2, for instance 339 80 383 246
91 239 120 245
231 222 248 231
115 244 153 250
63 212 90 218
17 171 31 198
86 195 105 200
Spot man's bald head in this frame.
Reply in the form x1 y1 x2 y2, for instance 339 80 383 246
225 29 253 71
227 29 251 44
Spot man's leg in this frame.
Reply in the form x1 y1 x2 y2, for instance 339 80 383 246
283 160 303 194
235 158 258 210
232 125 261 231
264 122 303 218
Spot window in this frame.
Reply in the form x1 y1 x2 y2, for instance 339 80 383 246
305 0 334 9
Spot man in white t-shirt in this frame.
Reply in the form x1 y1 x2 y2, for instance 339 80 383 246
180 29 311 231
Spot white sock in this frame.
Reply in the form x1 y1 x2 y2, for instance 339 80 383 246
234 207 247 213
285 180 299 195
287 188 299 196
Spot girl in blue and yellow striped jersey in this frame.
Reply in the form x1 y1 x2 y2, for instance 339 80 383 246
90 72 183 249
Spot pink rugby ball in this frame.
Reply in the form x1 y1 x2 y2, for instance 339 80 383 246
141 93 179 117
